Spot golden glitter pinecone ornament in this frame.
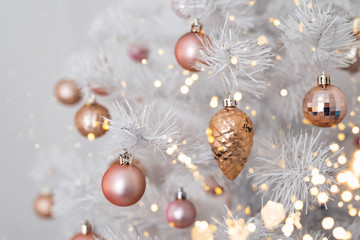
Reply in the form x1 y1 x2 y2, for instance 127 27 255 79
208 94 254 180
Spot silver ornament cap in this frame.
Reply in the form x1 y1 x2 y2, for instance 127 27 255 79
317 71 331 88
176 187 187 200
223 93 237 107
191 18 203 33
80 220 92 235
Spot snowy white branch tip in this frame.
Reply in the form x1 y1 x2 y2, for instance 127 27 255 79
248 129 344 215
105 100 185 158
279 0 359 69
197 18 273 97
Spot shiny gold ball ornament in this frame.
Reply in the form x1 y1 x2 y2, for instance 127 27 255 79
208 95 254 180
302 71 348 128
55 79 82 105
75 96 110 140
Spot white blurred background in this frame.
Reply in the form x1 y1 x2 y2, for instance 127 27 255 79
0 1 116 238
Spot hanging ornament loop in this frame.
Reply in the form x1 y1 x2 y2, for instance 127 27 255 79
191 18 202 33
223 93 237 107
118 149 132 165
176 187 187 200
317 71 331 88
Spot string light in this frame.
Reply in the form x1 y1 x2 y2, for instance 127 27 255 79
154 80 162 88
234 92 242 101
322 217 334 230
210 96 219 108
180 85 189 94
280 89 288 96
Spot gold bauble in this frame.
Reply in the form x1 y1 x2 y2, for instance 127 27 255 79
75 100 110 140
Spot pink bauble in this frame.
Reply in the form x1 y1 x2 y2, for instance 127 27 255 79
128 45 149 63
33 193 53 219
55 79 82 105
71 233 98 240
166 199 196 228
175 31 207 72
102 163 146 206
302 85 348 127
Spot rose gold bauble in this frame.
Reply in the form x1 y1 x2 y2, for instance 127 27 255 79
102 163 146 206
75 101 110 139
208 96 254 180
33 192 53 218
55 79 82 105
71 221 99 240
175 20 207 72
302 72 347 127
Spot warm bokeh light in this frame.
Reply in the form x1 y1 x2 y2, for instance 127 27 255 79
321 217 334 230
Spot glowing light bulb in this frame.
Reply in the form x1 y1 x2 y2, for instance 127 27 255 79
180 85 189 94
210 96 219 108
87 133 95 141
330 143 339 153
321 217 334 230
150 203 159 212
280 89 288 96
234 92 242 101
154 80 162 88
230 56 238 65
247 223 256 232
303 234 313 240
341 191 352 202
333 227 346 239
317 192 329 203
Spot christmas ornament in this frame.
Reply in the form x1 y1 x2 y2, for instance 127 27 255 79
75 95 110 140
90 85 109 96
71 221 99 240
354 137 360 148
204 175 223 196
128 45 149 63
33 190 53 218
171 0 191 19
175 19 207 72
208 95 254 180
166 187 196 229
343 47 360 74
55 79 82 105
102 150 146 206
302 71 348 127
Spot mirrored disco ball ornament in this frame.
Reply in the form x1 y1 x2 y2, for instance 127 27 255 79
302 71 348 127
75 95 110 140
175 19 208 72
208 94 254 180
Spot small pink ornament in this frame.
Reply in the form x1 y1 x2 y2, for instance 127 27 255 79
102 151 146 206
166 188 196 229
175 19 207 72
71 221 99 240
128 45 149 63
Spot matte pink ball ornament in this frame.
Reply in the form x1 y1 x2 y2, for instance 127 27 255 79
71 221 99 240
302 71 348 127
101 150 146 207
128 45 149 63
166 188 196 229
175 19 207 72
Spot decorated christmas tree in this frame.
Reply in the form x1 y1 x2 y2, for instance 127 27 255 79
29 0 360 239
